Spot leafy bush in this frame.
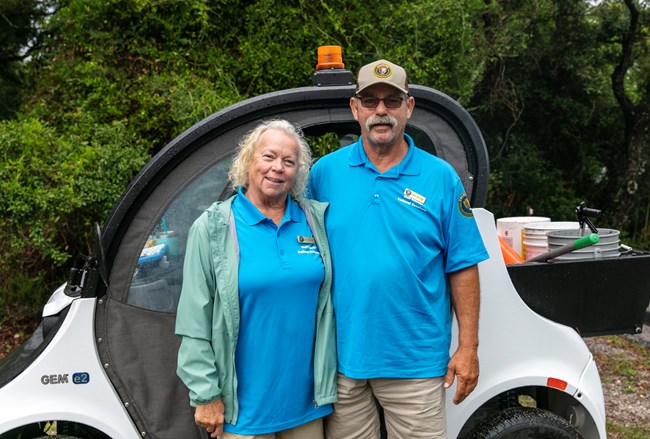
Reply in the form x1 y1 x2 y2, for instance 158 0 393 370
1 0 649 321
0 117 149 319
1 272 49 323
487 139 582 220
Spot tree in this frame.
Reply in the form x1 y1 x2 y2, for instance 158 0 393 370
471 0 605 219
0 0 490 318
0 0 56 119
2 0 647 319
604 0 650 230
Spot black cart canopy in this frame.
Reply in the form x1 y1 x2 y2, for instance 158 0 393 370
95 81 489 438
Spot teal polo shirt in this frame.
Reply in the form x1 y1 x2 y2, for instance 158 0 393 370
224 188 331 434
307 135 489 379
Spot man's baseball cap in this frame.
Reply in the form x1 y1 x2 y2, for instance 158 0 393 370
356 59 409 95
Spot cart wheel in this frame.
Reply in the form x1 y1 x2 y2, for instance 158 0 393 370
34 436 82 439
469 407 584 438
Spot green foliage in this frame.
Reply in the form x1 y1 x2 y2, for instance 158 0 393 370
487 139 582 219
472 0 633 224
624 176 650 248
388 0 487 102
26 0 243 152
606 422 650 438
0 0 55 120
0 117 149 310
1 0 650 318
589 0 650 232
222 0 487 99
0 272 49 323
0 0 249 315
308 132 347 160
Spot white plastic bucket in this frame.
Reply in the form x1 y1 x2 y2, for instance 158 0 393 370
523 221 580 260
547 228 620 261
522 242 548 260
496 216 550 257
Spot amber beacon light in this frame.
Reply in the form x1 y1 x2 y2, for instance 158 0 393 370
312 45 352 86
316 45 345 70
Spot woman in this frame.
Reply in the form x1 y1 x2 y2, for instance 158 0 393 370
176 119 337 439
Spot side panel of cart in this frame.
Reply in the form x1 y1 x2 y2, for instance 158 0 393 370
1 68 649 438
456 209 607 438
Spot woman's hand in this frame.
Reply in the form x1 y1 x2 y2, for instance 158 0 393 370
195 399 225 438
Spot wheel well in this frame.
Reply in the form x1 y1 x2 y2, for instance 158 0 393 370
457 386 599 438
1 421 112 439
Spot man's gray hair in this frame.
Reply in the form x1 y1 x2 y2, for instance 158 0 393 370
228 119 312 201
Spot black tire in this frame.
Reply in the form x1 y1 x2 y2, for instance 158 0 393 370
469 407 584 439
34 436 82 439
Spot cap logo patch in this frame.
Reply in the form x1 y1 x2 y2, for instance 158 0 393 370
458 193 473 217
374 64 392 78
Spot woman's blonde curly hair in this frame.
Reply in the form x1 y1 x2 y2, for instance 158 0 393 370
228 119 312 201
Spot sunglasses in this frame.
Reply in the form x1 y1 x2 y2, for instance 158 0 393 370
355 95 405 109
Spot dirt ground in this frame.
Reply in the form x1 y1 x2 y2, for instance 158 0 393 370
584 325 650 438
1 316 648 437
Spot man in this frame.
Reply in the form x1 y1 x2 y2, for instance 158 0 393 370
307 59 489 438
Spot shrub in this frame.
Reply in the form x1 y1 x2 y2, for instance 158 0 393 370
0 117 149 319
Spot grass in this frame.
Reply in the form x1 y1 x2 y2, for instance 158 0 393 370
606 422 650 439
587 334 650 439
595 336 650 392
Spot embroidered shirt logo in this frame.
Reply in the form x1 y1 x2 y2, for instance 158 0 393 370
297 236 319 255
458 193 473 217
403 188 426 205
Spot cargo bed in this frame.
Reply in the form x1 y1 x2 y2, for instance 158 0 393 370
507 252 650 336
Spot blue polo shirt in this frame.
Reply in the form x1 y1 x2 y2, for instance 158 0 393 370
307 135 488 379
224 188 332 434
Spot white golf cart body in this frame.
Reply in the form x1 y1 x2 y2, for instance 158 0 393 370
1 67 649 439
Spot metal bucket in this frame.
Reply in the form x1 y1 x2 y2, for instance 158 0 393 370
547 228 620 261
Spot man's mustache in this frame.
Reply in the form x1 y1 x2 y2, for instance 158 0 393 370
366 115 397 131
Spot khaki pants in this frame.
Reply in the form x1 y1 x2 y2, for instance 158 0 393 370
219 417 324 439
325 374 447 439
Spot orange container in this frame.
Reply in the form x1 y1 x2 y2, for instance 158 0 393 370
499 236 524 265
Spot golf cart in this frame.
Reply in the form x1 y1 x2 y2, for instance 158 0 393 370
1 49 649 439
